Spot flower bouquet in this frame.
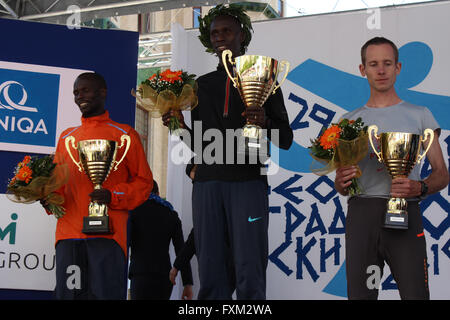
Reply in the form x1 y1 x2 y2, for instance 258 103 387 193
131 69 198 133
309 117 369 196
6 154 69 218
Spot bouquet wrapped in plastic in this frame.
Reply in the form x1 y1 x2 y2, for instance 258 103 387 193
309 117 368 196
6 154 68 218
131 69 198 133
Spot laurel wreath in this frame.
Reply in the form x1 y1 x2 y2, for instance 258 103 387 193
198 3 253 55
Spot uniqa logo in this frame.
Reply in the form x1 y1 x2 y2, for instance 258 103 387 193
0 81 37 112
0 80 48 134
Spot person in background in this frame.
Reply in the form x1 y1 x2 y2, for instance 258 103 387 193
129 180 193 300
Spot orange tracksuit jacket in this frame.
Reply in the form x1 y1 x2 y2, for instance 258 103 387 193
51 111 153 256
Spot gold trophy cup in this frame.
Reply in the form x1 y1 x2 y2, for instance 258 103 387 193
65 135 130 234
368 125 434 229
222 50 289 158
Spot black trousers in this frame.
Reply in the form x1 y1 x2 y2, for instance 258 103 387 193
345 197 429 300
192 180 269 300
54 238 127 300
129 273 173 300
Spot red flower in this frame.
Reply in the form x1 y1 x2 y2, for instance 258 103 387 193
160 69 182 83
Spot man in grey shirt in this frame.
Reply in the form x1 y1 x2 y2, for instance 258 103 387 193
334 37 448 300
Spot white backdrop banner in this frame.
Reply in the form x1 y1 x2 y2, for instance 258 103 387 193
0 195 57 291
168 1 450 299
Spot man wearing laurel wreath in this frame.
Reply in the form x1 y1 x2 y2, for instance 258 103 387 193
334 37 448 300
41 72 153 299
162 4 293 300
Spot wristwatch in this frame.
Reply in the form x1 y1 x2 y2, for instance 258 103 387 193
419 180 428 197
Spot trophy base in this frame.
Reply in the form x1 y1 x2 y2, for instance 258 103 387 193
82 216 112 234
384 211 409 230
238 125 269 162
237 136 270 162
384 197 409 229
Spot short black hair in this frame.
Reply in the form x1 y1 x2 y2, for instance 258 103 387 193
76 72 107 90
361 37 399 65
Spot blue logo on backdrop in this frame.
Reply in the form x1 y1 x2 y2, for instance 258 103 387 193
0 68 60 147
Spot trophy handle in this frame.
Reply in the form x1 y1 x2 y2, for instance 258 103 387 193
221 49 238 88
368 125 382 162
272 60 290 95
113 134 131 171
64 135 83 172
417 128 434 164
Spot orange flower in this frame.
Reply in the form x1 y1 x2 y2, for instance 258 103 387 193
148 73 158 81
22 155 31 165
160 69 182 83
8 176 17 186
16 166 33 184
319 125 341 150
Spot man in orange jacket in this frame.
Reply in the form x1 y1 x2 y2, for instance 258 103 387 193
42 72 153 299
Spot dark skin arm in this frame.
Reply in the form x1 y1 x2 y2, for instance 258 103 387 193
161 106 265 130
89 188 111 204
241 106 266 128
39 198 50 209
162 107 266 179
39 189 111 211
162 110 186 129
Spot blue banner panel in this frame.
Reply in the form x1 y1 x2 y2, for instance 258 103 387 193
0 18 138 125
0 18 139 298
0 18 139 193
0 69 60 147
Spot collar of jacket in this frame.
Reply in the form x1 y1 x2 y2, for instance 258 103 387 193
148 193 174 211
81 110 110 124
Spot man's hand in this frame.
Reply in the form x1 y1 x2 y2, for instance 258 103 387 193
391 178 421 198
169 268 193 299
162 110 186 129
189 165 197 180
182 285 193 300
39 197 50 209
335 166 358 195
169 267 178 285
242 106 265 128
89 188 111 204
